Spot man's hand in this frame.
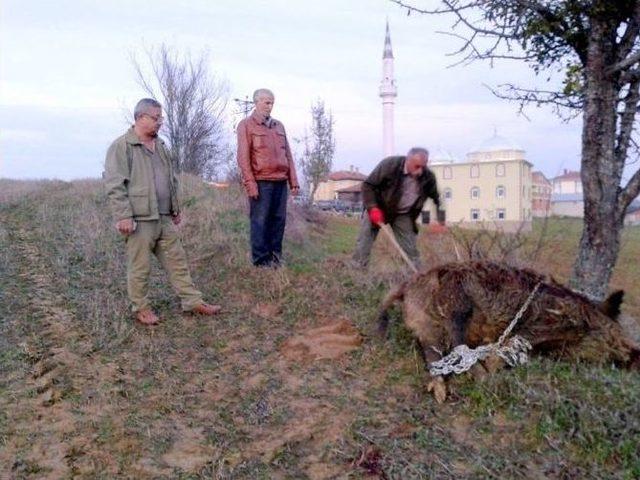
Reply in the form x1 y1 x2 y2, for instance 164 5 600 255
116 218 135 235
172 213 182 226
247 182 259 200
368 207 385 226
291 186 300 196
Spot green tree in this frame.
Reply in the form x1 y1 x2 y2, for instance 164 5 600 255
394 0 640 300
301 100 336 204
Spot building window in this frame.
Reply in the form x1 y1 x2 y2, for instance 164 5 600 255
496 185 506 199
471 186 480 199
443 167 452 180
470 165 479 178
471 209 480 221
496 163 505 177
444 188 452 201
497 208 506 220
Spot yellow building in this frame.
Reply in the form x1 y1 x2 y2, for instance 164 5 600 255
426 135 534 232
312 167 366 202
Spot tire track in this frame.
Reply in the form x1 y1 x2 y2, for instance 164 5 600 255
0 208 94 478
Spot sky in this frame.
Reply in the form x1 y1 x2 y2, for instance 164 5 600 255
0 0 585 181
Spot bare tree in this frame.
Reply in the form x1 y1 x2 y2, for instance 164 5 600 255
132 44 230 178
301 100 335 203
393 0 640 300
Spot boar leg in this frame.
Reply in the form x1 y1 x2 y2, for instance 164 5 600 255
417 338 449 404
376 283 406 338
450 305 473 347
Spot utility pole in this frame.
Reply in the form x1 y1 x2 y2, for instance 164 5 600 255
232 95 253 132
233 95 253 118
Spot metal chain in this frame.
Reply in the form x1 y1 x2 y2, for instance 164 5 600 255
497 281 543 345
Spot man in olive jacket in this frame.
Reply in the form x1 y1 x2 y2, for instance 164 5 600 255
352 147 444 268
104 98 220 325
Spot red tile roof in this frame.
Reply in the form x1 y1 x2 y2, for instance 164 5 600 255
327 170 367 181
531 171 551 185
336 183 362 193
553 170 581 181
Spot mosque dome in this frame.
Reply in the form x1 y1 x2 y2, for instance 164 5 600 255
429 147 458 164
472 132 523 153
466 131 525 162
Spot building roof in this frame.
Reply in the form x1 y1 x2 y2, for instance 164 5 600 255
327 170 367 181
383 20 394 59
551 193 583 202
336 183 362 193
626 200 640 215
553 169 581 181
469 132 523 154
430 157 532 168
532 171 551 185
627 205 640 215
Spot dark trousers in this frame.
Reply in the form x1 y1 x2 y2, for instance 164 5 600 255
249 180 288 266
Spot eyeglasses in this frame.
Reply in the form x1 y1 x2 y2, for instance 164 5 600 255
144 113 164 123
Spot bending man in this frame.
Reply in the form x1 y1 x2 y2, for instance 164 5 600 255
352 147 444 269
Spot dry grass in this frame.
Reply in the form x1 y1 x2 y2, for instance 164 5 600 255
0 177 638 479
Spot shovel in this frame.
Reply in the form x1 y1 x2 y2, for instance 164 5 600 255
379 223 419 273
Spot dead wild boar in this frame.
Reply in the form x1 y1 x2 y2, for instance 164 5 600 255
377 261 640 402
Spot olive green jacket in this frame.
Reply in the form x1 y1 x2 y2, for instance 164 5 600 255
362 155 441 232
104 127 180 221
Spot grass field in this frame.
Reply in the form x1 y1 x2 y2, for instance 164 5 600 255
0 177 639 479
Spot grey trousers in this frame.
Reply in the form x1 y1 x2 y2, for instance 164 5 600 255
352 213 420 268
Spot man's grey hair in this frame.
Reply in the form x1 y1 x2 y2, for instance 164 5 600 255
407 147 429 160
134 98 162 120
253 88 275 103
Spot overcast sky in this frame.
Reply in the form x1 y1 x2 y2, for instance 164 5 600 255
0 0 584 181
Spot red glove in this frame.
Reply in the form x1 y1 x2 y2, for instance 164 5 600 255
368 207 385 226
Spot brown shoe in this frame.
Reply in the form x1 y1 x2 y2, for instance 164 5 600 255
190 303 222 316
136 309 159 325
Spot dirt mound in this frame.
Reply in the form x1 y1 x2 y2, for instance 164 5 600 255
281 320 362 361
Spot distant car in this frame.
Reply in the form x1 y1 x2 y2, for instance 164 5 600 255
314 200 335 211
292 194 309 206
310 199 363 215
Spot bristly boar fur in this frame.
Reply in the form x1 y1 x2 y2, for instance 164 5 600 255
378 261 640 399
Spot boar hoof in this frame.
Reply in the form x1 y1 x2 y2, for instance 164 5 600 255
469 363 489 382
427 376 447 403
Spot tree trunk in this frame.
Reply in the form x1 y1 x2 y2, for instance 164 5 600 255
569 21 625 301
308 182 319 206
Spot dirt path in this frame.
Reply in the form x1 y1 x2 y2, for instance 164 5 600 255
0 212 109 478
0 204 364 479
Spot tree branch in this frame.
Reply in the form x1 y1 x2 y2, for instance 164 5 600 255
616 3 640 61
621 167 640 209
487 83 582 119
608 50 640 75
615 77 640 169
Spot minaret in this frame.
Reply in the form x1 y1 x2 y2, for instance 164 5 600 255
379 20 397 157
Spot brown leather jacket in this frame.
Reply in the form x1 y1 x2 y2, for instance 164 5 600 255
237 110 299 196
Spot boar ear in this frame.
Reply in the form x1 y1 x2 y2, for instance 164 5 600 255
600 290 624 321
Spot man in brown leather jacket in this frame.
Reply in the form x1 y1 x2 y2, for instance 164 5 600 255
237 89 300 267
